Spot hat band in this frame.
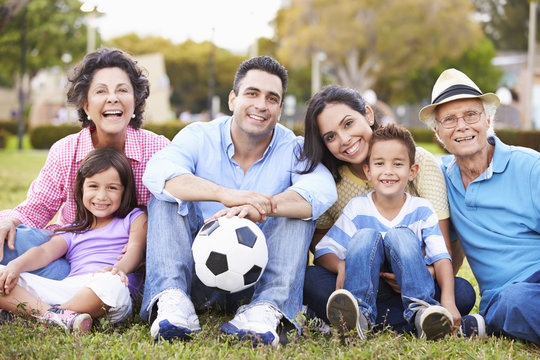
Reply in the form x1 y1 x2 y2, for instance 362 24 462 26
432 84 482 105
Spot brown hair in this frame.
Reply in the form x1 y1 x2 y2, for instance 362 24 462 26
367 123 416 167
56 147 138 233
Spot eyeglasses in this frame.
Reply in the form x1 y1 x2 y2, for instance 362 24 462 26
437 110 483 129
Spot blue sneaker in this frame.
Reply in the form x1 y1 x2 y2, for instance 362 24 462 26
150 290 201 341
459 314 486 338
221 303 282 347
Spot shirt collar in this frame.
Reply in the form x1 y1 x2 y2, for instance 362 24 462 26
445 136 509 180
224 116 277 160
75 126 141 163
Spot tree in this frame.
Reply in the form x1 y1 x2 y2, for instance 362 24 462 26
107 34 246 114
275 0 483 94
0 0 87 87
472 0 540 51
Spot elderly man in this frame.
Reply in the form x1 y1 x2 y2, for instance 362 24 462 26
419 68 540 344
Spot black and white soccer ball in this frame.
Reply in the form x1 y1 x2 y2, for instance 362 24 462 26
192 216 268 293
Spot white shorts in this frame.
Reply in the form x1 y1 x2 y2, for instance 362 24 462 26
1 266 132 324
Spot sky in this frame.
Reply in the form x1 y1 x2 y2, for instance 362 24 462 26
90 0 284 53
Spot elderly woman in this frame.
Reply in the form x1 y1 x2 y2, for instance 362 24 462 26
420 68 540 344
0 48 169 279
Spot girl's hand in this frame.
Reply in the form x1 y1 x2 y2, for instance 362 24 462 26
117 243 128 261
0 263 21 295
95 266 129 287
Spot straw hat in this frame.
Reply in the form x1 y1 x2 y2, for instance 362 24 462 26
419 68 500 124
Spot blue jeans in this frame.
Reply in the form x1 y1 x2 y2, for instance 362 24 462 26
1 225 70 279
484 270 540 344
140 197 315 331
305 228 476 331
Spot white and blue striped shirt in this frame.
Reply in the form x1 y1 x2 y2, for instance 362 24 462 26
315 192 450 265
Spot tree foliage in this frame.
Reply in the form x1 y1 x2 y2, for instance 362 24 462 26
472 0 540 51
107 34 246 114
275 0 483 94
0 0 87 87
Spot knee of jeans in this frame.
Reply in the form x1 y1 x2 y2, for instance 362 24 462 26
348 228 380 254
384 227 419 253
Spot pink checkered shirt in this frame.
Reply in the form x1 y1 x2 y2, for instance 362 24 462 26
0 126 169 230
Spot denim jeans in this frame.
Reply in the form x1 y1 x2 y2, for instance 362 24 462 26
305 228 476 331
484 270 540 344
140 197 315 330
0 225 70 280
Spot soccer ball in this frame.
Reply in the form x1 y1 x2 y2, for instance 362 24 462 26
192 216 268 293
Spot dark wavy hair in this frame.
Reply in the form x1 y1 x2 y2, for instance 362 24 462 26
56 147 138 233
299 85 379 182
66 47 149 129
233 56 288 103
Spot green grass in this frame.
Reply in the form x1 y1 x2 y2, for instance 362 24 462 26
0 150 538 359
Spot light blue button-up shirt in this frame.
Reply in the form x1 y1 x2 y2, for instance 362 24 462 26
143 116 337 221
442 136 540 314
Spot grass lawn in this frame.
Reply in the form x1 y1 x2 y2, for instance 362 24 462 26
0 149 538 359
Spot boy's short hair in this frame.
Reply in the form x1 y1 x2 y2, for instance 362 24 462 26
368 123 416 167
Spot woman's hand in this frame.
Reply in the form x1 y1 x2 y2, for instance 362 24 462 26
0 218 21 262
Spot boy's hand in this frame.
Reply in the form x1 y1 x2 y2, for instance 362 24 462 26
335 260 346 290
441 299 461 332
0 263 21 295
380 272 401 294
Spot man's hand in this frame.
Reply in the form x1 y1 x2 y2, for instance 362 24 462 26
380 272 401 293
0 218 20 262
208 204 266 223
219 189 276 217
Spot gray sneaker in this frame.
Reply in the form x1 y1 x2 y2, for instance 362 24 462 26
410 300 453 340
0 309 13 324
326 289 370 339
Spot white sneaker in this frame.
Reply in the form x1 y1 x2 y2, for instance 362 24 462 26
150 289 201 341
410 298 453 340
326 289 370 339
220 303 282 347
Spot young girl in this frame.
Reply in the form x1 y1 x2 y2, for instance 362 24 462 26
0 147 147 333
316 124 460 340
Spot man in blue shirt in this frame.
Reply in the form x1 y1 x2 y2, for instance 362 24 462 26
420 68 540 344
141 56 337 346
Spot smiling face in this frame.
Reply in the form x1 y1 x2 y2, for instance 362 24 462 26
364 139 418 201
435 98 491 160
82 166 124 227
83 67 135 141
317 102 375 170
228 69 283 142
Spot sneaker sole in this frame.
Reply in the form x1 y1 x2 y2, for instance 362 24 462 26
220 322 278 347
155 320 196 341
326 289 367 339
420 307 453 340
71 313 92 334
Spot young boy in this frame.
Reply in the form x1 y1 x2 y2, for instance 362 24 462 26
314 124 462 340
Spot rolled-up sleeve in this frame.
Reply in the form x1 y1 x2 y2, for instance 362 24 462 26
142 124 200 203
288 140 337 219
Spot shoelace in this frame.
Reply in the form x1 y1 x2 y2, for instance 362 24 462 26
404 296 432 313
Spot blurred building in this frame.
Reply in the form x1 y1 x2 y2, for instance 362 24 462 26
0 52 172 127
